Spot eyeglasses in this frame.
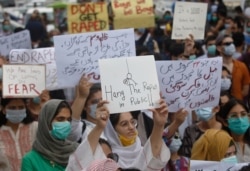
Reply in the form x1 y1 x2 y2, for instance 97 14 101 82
119 119 138 128
107 153 119 162
227 111 250 119
222 42 233 46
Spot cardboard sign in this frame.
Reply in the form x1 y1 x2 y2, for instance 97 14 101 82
172 2 208 40
0 30 32 57
3 65 46 98
156 57 222 112
99 56 160 114
67 3 109 33
112 0 155 29
9 48 57 90
54 28 135 88
190 160 248 171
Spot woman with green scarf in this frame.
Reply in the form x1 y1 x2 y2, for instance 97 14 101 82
21 99 78 171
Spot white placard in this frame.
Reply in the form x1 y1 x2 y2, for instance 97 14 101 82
54 28 136 88
3 65 46 98
9 48 57 90
190 160 248 171
156 57 222 112
0 30 32 57
172 2 208 40
99 56 160 114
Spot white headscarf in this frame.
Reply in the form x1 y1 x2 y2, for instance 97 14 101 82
104 120 142 168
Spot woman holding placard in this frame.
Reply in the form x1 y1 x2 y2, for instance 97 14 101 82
0 98 37 171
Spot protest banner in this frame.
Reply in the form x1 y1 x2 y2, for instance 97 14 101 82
190 160 248 171
99 56 160 114
9 48 57 90
0 30 32 57
3 65 46 98
112 0 155 29
67 2 109 33
156 57 222 112
171 1 208 40
53 28 135 88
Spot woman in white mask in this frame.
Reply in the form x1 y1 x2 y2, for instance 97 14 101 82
191 129 237 163
0 98 38 171
221 66 232 92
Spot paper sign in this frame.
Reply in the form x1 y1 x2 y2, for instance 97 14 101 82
54 28 135 88
112 0 155 29
3 65 46 98
0 30 31 57
156 57 222 112
171 2 208 40
67 3 109 33
99 56 160 114
9 48 57 90
190 160 248 171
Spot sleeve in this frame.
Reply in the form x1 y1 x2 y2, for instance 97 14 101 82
241 63 250 85
66 138 106 171
21 155 33 171
134 140 170 171
67 119 83 142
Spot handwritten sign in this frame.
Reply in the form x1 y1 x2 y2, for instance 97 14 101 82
112 0 155 29
99 56 160 114
3 65 46 98
67 3 109 33
171 2 208 40
9 48 57 90
156 57 222 112
0 30 31 57
54 28 135 88
190 160 248 171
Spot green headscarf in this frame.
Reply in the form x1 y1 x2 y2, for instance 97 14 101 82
33 99 78 167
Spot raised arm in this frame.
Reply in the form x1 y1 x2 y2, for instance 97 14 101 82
150 99 169 157
88 100 109 153
71 76 92 120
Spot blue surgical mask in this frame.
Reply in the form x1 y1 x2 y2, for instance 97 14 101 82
51 121 71 140
224 24 230 29
207 45 216 56
3 25 11 32
189 54 196 60
164 15 172 21
228 116 250 135
224 44 236 56
6 109 27 124
195 107 213 121
211 16 218 22
32 96 41 104
221 78 231 91
89 104 97 119
221 155 238 164
169 137 182 152
247 27 250 33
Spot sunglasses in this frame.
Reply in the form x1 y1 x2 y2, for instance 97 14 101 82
222 42 233 46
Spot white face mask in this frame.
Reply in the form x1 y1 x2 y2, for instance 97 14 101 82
6 109 27 124
221 155 238 164
221 78 231 91
89 104 97 119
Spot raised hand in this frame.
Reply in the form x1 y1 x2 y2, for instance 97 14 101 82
150 99 168 128
76 75 93 98
95 100 110 129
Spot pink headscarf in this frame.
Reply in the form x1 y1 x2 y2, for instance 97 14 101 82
85 159 120 171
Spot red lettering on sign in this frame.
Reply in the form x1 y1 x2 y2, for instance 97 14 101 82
136 6 153 15
8 84 40 95
113 0 131 9
71 21 107 33
71 3 101 15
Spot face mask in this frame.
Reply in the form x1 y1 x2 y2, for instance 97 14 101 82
224 24 230 29
32 96 41 104
207 45 216 56
169 137 182 153
228 116 250 135
118 131 137 146
247 27 250 33
3 25 11 32
221 155 238 164
89 104 97 119
50 121 71 140
195 107 213 121
223 44 236 57
164 15 172 21
221 78 231 91
189 54 196 60
211 16 218 22
6 109 27 124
